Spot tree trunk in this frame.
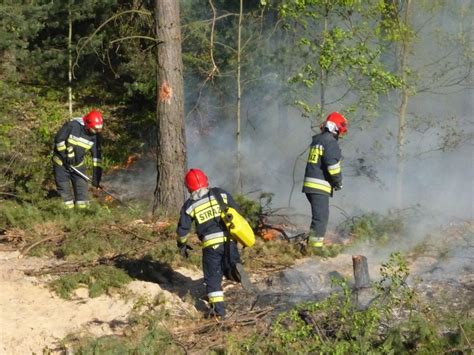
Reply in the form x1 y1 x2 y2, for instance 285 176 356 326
68 4 73 118
152 0 186 215
235 0 243 193
352 255 370 289
395 0 412 209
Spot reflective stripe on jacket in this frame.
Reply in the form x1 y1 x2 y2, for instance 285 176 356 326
176 187 238 248
52 117 102 183
302 131 342 196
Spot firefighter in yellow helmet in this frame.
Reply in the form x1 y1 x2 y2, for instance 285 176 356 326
302 112 348 251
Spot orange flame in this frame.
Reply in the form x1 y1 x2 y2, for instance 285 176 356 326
125 154 139 168
261 228 280 241
109 154 140 172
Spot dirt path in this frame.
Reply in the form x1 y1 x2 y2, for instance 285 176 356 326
0 251 198 355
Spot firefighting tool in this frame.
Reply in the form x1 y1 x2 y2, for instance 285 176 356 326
234 262 257 292
83 110 103 134
320 112 348 136
211 188 255 248
69 166 126 205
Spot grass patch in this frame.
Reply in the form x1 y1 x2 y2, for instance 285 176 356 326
242 238 305 269
50 265 132 299
60 304 183 354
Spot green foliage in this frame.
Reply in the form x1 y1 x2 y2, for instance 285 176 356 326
61 304 182 354
308 243 343 258
0 198 138 233
234 192 274 231
0 1 156 203
279 0 402 123
233 253 469 354
0 86 66 201
242 238 305 269
50 265 132 299
338 211 404 245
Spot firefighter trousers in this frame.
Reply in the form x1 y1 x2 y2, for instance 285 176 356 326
202 241 241 317
53 163 89 208
306 193 329 238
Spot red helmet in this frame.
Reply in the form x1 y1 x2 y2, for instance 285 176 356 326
185 168 209 192
83 110 103 133
321 112 348 136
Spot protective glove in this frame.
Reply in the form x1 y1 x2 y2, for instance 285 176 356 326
333 183 343 191
65 156 75 166
177 241 193 258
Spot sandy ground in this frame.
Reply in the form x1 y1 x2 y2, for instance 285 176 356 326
0 251 200 355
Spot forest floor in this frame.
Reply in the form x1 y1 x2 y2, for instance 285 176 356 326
0 221 473 354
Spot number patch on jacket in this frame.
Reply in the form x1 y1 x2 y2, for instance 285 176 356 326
307 145 324 164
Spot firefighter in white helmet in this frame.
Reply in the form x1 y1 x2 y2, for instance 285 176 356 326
302 112 348 252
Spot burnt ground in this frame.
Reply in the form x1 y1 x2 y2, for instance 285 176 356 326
0 221 472 354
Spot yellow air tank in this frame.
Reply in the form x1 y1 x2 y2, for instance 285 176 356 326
222 207 255 248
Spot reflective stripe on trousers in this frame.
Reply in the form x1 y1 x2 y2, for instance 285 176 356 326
306 193 329 243
53 162 89 205
202 243 226 317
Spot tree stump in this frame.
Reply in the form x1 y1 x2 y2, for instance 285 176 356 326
352 255 370 289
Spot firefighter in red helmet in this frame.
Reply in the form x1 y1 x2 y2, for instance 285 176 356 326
302 112 348 252
52 110 103 208
176 168 244 320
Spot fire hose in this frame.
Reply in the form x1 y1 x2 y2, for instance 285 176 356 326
69 166 128 207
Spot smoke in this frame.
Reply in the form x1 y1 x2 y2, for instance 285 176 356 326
103 158 156 205
107 1 472 257
98 3 474 305
187 0 474 229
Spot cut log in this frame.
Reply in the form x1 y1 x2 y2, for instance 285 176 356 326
352 255 370 289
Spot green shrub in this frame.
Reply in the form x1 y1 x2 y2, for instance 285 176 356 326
234 192 274 229
233 253 468 354
338 211 404 245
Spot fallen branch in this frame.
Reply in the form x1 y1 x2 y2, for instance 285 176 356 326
298 309 328 344
19 235 64 259
23 255 120 276
112 224 156 243
459 322 472 349
160 321 189 354
173 307 272 337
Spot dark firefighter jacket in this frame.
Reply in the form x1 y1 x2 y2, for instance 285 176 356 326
177 188 238 248
52 117 102 185
302 130 342 196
